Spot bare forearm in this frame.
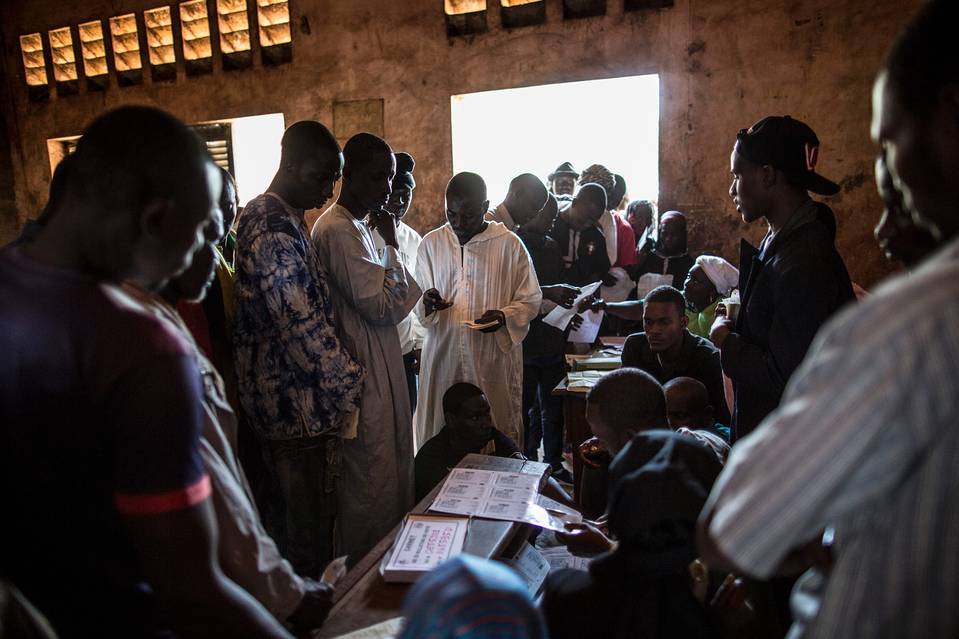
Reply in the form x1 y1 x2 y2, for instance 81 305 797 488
171 572 294 639
603 301 644 321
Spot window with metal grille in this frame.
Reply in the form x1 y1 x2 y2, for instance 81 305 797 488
19 33 49 101
144 6 177 82
501 0 545 29
109 13 144 86
48 27 80 96
218 0 253 70
256 0 292 65
78 20 108 91
445 0 487 37
180 0 214 75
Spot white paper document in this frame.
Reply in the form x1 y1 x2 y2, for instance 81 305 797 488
382 514 468 582
507 543 551 595
462 319 499 330
540 547 592 572
567 309 604 344
429 468 574 532
542 281 602 331
332 617 403 639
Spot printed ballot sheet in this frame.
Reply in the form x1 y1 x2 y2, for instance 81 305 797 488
506 543 551 595
542 281 602 331
382 514 468 582
567 309 604 344
540 547 592 572
429 468 575 532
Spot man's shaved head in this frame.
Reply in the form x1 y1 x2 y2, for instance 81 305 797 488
67 106 210 215
664 377 713 430
443 382 485 415
447 172 487 203
274 120 343 211
576 183 607 212
446 172 489 244
506 173 549 224
61 105 218 287
341 132 395 212
280 120 340 166
586 368 667 454
565 182 607 231
343 132 393 170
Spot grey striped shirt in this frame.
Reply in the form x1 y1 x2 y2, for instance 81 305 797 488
702 237 959 639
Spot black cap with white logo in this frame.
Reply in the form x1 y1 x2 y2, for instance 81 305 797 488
735 116 840 196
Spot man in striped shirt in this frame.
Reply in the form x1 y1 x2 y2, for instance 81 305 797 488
699 2 959 637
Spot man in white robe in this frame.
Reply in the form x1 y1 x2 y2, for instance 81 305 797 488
414 172 542 449
311 133 422 564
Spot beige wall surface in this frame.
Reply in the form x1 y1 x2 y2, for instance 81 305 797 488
0 0 923 285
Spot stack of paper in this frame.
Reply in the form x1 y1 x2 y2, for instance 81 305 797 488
539 547 592 572
382 514 469 583
429 468 577 532
506 543 551 595
569 354 621 371
565 370 606 391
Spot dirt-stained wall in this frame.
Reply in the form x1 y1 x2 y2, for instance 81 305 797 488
0 0 923 285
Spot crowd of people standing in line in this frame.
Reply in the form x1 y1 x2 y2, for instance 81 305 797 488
2 1 958 636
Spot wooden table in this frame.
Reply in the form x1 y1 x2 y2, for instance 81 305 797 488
314 455 549 638
552 377 590 502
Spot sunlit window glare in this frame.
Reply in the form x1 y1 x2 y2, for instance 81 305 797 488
230 112 285 205
451 74 660 208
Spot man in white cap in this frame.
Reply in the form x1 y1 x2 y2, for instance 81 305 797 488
683 255 739 339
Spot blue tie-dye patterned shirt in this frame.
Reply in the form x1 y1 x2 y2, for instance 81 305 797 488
233 193 364 440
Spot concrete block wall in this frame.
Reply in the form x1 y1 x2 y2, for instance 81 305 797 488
0 0 924 285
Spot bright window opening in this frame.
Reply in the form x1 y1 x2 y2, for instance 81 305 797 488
109 14 142 71
451 74 660 208
46 112 284 208
19 33 48 86
144 7 176 66
228 113 285 205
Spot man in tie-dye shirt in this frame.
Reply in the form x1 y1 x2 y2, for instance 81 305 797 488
233 121 364 577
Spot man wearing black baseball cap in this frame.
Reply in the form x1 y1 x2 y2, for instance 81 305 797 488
709 115 854 441
548 161 579 199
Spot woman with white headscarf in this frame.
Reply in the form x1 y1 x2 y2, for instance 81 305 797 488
682 255 739 339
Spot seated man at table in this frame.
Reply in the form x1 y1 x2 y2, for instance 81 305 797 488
544 431 723 639
575 367 670 518
415 382 579 511
414 383 522 501
664 377 731 465
621 286 730 425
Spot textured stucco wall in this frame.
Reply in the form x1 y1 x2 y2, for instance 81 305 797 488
0 0 924 285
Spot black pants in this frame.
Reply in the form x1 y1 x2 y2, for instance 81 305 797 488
522 356 566 468
403 351 417 415
260 436 337 579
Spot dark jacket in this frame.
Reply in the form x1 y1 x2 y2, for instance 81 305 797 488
549 215 611 287
519 230 567 361
621 330 731 425
542 432 721 639
723 202 855 440
413 427 520 501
